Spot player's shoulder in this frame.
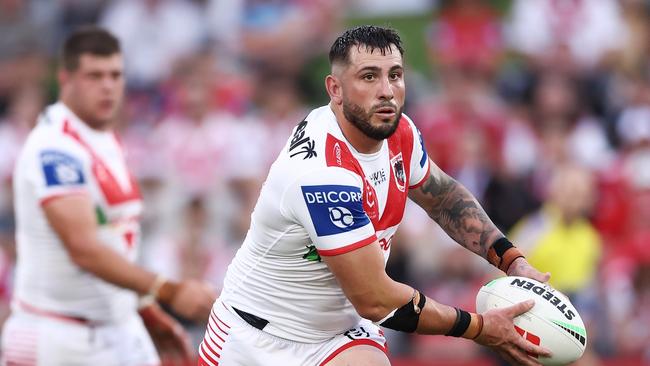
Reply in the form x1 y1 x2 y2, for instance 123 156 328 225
21 104 88 161
271 106 362 184
280 105 333 166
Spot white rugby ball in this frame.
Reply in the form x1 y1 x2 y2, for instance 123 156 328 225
476 276 586 366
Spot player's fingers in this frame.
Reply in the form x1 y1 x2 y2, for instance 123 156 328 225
518 336 552 358
508 347 543 366
497 350 518 366
176 331 194 362
162 322 191 359
505 299 535 317
539 272 551 283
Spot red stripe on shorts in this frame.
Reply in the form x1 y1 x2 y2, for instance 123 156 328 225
199 342 219 365
210 312 229 335
198 353 217 366
214 314 231 329
207 320 226 343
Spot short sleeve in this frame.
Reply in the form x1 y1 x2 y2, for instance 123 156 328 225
26 142 91 205
405 115 430 189
282 167 377 256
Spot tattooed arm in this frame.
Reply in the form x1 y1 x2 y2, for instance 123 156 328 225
408 159 550 282
408 159 501 258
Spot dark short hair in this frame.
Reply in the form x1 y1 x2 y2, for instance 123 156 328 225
60 26 121 71
329 25 404 66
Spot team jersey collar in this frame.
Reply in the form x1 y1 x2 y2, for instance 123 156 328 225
51 101 113 140
325 103 387 162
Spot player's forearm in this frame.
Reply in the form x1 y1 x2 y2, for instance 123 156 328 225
410 168 503 259
415 294 481 338
69 240 157 295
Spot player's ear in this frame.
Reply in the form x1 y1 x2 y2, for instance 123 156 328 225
325 74 343 105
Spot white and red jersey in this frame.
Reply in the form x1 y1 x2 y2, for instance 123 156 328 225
220 105 430 343
12 102 142 323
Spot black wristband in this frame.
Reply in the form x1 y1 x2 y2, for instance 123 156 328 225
492 237 515 257
445 308 472 337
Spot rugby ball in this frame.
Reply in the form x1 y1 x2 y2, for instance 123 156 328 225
475 276 586 366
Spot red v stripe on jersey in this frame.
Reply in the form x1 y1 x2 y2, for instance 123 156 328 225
62 120 141 206
324 116 415 231
325 134 379 223
378 117 414 230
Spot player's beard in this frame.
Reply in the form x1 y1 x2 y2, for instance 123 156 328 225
343 100 402 140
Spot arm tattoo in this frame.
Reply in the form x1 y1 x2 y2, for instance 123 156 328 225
412 169 502 258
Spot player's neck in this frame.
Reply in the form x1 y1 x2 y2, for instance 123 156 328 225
60 99 113 132
331 106 383 154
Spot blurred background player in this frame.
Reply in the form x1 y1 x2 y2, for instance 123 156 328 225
0 26 216 365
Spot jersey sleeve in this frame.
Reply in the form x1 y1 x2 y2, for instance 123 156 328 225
404 115 430 189
24 139 91 205
282 167 377 256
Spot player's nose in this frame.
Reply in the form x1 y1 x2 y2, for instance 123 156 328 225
377 76 394 100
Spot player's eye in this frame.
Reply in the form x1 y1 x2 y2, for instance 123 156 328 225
362 74 375 81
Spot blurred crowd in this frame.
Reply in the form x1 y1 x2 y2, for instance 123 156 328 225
1 0 649 364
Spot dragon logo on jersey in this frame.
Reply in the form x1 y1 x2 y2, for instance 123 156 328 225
301 185 370 236
391 152 406 192
40 150 85 186
289 119 317 159
303 245 321 262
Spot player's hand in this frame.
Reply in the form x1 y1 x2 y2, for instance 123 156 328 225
168 279 217 323
507 257 551 283
474 300 552 366
139 303 193 365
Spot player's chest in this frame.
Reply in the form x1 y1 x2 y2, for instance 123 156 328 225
356 150 408 231
64 121 142 208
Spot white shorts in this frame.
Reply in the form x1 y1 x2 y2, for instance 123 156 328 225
1 310 159 366
198 301 388 366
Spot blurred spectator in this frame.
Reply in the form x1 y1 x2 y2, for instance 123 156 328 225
500 72 614 204
610 261 650 361
154 54 231 197
615 0 650 78
0 0 49 113
507 0 626 73
592 76 650 244
141 194 236 350
511 164 601 295
152 53 265 244
428 0 504 77
142 195 234 290
0 86 44 234
413 67 506 199
207 0 342 77
249 72 310 169
349 0 433 17
55 0 107 38
101 0 206 89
